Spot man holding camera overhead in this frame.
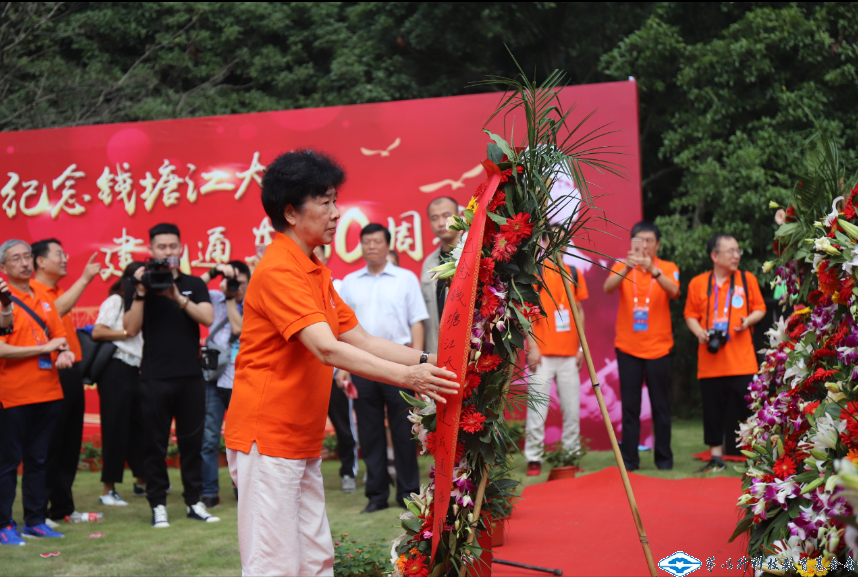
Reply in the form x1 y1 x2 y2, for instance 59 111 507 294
604 221 680 472
124 223 219 528
684 233 765 473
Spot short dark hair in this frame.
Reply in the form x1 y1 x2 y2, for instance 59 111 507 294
228 260 251 279
707 233 734 256
427 196 458 216
361 223 391 244
261 149 346 232
631 221 661 242
110 261 144 296
149 223 181 242
31 238 61 263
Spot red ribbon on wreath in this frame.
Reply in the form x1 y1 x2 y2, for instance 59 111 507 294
430 159 500 561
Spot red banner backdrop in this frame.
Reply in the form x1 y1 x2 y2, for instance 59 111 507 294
0 80 644 450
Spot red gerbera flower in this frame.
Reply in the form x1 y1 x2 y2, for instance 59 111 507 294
500 213 534 244
772 455 796 480
841 401 858 439
463 372 481 399
479 259 496 285
425 432 436 455
483 219 498 240
487 190 506 213
479 285 500 318
844 199 856 221
818 264 840 296
402 554 429 577
475 353 502 373
460 406 486 434
516 302 542 322
491 234 517 262
785 205 797 222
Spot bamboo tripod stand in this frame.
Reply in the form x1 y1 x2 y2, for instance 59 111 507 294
551 251 658 577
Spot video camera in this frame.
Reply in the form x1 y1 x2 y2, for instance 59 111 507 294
141 257 179 291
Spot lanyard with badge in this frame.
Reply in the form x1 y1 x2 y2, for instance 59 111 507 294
706 271 735 337
22 299 52 369
632 266 656 332
544 264 572 332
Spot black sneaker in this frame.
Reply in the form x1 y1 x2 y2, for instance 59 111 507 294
133 483 146 497
695 459 725 473
187 502 221 523
201 496 220 509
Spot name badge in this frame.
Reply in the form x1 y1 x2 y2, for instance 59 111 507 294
230 341 240 363
554 307 571 332
633 306 649 332
713 316 729 332
38 354 52 370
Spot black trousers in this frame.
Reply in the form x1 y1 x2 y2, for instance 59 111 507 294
98 358 145 484
0 400 61 526
352 375 418 506
616 349 673 469
47 362 84 519
700 374 755 455
328 380 358 479
139 375 205 507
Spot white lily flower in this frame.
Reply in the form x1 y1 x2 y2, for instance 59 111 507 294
843 245 858 275
814 237 841 255
784 357 807 389
825 196 845 227
765 316 789 347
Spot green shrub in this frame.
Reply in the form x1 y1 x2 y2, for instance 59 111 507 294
333 535 389 577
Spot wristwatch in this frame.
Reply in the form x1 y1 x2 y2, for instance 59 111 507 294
134 291 146 301
652 268 662 279
419 351 430 364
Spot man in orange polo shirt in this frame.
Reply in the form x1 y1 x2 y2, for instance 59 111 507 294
685 233 765 472
0 239 75 544
604 221 680 471
524 233 588 476
31 238 101 523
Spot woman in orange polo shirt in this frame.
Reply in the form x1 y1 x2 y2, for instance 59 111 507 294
224 150 459 577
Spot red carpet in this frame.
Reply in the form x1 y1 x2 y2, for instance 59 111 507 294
693 450 744 463
492 468 746 576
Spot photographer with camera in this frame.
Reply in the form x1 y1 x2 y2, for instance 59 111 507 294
0 239 74 543
198 261 250 508
123 223 218 528
1 279 12 334
685 233 766 473
604 221 680 472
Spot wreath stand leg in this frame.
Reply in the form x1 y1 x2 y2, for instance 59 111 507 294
552 252 658 577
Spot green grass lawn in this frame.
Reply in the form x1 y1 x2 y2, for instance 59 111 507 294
5 418 737 575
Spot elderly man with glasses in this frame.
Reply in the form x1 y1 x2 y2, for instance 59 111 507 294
684 233 766 473
0 239 75 545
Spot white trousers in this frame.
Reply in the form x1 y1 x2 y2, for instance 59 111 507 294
524 355 581 462
228 444 334 577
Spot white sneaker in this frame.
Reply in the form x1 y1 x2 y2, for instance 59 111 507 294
151 505 170 528
44 518 60 529
99 490 129 506
187 502 220 523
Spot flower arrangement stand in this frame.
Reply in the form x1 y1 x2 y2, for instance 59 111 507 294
552 251 657 577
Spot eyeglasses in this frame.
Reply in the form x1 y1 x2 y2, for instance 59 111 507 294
5 253 34 264
718 248 744 256
51 250 69 260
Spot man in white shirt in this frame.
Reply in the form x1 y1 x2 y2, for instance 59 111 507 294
337 223 429 514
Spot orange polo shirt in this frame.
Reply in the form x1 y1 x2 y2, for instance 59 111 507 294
684 270 766 379
0 283 66 408
532 263 589 356
225 233 359 459
612 258 680 359
31 279 82 363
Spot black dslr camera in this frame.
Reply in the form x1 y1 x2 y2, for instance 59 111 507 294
209 268 240 292
141 257 178 291
707 329 727 354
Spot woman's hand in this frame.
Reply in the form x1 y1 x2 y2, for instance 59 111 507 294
403 364 459 404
